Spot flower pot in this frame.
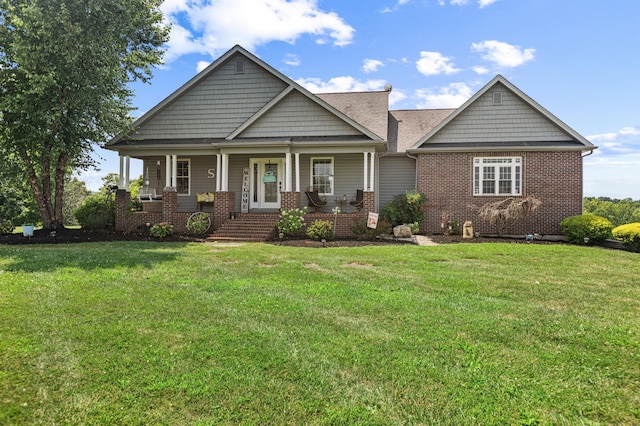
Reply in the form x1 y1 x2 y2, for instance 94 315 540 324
22 225 34 237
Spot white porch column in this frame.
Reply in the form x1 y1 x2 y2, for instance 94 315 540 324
125 156 130 191
165 155 171 188
369 152 375 191
363 152 369 191
294 153 300 192
221 153 229 191
216 154 221 192
285 152 292 192
171 155 177 188
119 155 125 188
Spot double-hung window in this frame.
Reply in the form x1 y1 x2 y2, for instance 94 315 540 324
310 157 333 195
473 157 521 196
176 159 190 195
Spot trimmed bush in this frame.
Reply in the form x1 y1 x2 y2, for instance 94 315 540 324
306 220 334 241
74 193 114 229
560 214 613 244
612 222 640 252
150 222 173 238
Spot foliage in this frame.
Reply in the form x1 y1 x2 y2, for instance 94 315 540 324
306 219 334 241
380 190 427 227
276 207 307 236
74 193 114 230
351 216 392 240
612 222 640 252
407 221 421 235
62 176 91 226
472 195 542 235
583 197 640 227
149 222 173 238
0 182 23 233
0 0 169 229
0 220 13 235
1 242 639 424
561 214 613 244
186 213 210 234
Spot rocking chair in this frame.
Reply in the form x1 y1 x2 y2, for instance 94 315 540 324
350 189 364 211
304 187 327 212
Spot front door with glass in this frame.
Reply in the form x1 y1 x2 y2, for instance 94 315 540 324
250 159 283 210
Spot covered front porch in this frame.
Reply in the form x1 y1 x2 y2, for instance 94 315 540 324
114 147 379 238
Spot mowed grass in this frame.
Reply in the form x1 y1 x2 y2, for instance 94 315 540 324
0 241 638 425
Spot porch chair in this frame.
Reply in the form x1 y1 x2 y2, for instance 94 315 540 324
350 189 364 211
304 186 327 212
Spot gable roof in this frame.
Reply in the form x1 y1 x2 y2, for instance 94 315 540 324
409 75 596 152
107 45 383 147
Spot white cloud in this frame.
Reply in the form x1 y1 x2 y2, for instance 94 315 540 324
363 59 384 73
478 0 499 7
443 0 498 6
587 126 640 154
389 89 408 107
296 76 387 93
284 53 301 66
416 51 460 76
471 40 535 68
160 0 355 63
415 82 473 108
472 65 489 75
196 61 211 73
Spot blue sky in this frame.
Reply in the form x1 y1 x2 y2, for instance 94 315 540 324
85 0 640 199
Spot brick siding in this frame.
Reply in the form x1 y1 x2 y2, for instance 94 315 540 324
416 151 583 235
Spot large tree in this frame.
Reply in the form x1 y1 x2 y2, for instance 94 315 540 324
0 0 169 229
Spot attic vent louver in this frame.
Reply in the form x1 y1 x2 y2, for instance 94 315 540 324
492 91 503 105
235 59 245 74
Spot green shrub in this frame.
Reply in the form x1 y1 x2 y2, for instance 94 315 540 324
381 190 427 227
306 220 334 241
74 193 114 229
150 222 173 238
277 207 307 236
0 220 14 235
560 214 613 244
351 216 393 240
612 222 640 252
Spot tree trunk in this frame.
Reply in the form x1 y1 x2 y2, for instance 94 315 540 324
53 153 68 229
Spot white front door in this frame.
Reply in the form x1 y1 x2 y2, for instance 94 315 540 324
250 159 283 210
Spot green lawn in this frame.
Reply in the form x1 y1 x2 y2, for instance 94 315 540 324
0 241 638 425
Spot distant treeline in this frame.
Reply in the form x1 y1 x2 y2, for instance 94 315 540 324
583 197 640 227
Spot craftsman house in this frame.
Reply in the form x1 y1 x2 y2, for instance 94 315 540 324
105 45 595 239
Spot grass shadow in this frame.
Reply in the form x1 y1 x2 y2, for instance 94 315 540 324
0 241 193 272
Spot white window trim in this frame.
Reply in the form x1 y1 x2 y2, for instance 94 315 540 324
310 157 334 196
473 157 522 196
176 158 191 196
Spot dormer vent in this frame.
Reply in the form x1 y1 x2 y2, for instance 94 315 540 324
235 59 245 74
492 91 503 105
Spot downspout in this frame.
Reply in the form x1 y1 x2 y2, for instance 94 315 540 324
406 151 419 190
580 149 595 213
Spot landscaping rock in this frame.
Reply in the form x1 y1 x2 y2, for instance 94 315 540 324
393 225 413 238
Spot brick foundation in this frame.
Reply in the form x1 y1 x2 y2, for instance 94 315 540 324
280 191 301 211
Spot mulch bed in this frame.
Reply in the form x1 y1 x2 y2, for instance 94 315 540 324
1 228 564 247
0 228 205 245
